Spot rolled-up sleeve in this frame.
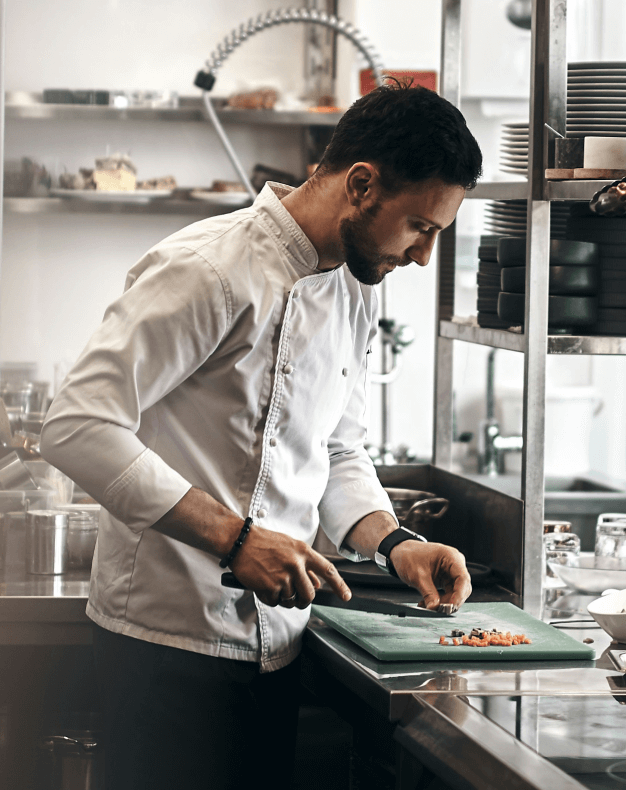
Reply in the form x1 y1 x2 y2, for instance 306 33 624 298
40 245 231 531
317 310 397 561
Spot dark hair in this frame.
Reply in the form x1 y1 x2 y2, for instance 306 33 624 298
315 82 482 190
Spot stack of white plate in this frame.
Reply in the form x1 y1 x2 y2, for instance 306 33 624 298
567 61 626 138
484 200 571 239
499 122 529 176
498 61 626 175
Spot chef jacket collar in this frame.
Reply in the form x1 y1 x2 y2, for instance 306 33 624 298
254 182 321 274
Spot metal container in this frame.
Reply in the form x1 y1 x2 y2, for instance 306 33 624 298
0 511 26 571
26 510 69 575
39 732 103 790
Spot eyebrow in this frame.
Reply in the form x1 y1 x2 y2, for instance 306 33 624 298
410 215 444 231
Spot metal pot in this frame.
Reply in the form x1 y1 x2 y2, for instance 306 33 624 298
312 488 450 560
384 487 449 536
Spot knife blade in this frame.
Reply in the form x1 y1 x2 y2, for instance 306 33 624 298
220 572 456 617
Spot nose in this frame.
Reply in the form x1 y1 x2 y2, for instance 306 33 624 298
408 235 437 267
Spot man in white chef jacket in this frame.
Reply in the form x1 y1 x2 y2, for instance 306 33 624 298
41 82 482 790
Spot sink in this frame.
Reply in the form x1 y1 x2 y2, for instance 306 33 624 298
464 472 626 550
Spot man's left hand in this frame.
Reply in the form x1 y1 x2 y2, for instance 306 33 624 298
389 541 472 611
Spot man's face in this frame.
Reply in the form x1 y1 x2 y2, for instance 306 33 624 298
340 177 465 285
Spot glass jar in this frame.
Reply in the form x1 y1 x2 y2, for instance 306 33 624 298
543 521 580 583
595 513 626 565
61 509 99 570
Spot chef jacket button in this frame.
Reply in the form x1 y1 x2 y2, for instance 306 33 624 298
342 367 348 377
269 437 277 447
257 508 268 518
283 363 294 374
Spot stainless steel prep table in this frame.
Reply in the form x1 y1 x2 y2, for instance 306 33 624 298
302 591 626 790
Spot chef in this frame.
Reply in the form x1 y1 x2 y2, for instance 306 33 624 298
40 82 482 790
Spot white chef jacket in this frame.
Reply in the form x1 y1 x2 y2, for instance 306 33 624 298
40 182 396 672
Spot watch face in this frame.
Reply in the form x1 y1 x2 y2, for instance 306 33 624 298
374 551 390 572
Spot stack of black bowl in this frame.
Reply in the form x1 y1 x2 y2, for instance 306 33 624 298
496 237 599 333
478 202 575 328
566 205 626 334
477 235 510 328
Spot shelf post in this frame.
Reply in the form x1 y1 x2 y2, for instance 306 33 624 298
0 0 5 327
521 0 566 615
433 0 461 469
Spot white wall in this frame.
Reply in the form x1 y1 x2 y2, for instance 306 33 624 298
1 0 306 389
6 0 307 100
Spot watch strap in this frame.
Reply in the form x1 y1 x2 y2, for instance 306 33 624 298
374 526 427 578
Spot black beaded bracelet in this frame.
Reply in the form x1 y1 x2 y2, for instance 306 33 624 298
219 517 253 569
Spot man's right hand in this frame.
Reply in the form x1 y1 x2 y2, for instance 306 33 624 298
152 487 351 610
230 525 351 610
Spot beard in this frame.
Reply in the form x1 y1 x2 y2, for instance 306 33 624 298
339 203 406 285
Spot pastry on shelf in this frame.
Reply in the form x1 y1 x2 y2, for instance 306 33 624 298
209 180 247 192
93 153 137 191
137 176 177 190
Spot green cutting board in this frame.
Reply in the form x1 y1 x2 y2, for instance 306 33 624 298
312 602 595 662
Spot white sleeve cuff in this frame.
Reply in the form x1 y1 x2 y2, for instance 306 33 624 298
318 476 397 562
103 448 192 532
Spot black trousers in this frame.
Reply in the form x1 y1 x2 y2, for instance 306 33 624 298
92 624 301 790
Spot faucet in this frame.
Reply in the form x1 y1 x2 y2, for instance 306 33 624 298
477 349 523 476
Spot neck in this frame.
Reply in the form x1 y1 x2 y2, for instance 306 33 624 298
280 175 346 270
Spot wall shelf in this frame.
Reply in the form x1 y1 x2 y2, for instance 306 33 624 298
3 197 246 216
5 94 343 127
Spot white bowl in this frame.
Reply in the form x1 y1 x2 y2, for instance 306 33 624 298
547 552 626 594
587 589 626 641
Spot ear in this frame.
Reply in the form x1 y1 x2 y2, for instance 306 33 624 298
344 163 382 209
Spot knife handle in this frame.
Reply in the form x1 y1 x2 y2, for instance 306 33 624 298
221 572 247 589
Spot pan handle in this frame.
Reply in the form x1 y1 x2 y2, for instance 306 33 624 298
405 497 449 522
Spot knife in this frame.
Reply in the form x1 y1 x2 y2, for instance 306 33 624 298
221 572 456 617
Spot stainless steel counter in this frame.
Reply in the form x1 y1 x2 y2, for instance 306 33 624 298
2 563 625 788
0 567 90 645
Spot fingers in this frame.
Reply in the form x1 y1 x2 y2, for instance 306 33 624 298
414 574 441 611
307 570 322 589
308 552 352 601
440 557 472 609
392 542 471 612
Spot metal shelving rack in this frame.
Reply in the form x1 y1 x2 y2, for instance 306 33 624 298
434 0 621 615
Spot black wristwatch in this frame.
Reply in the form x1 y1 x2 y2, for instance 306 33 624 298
374 526 427 578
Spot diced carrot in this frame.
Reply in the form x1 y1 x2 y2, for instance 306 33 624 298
453 638 460 646
439 635 447 644
523 637 532 644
